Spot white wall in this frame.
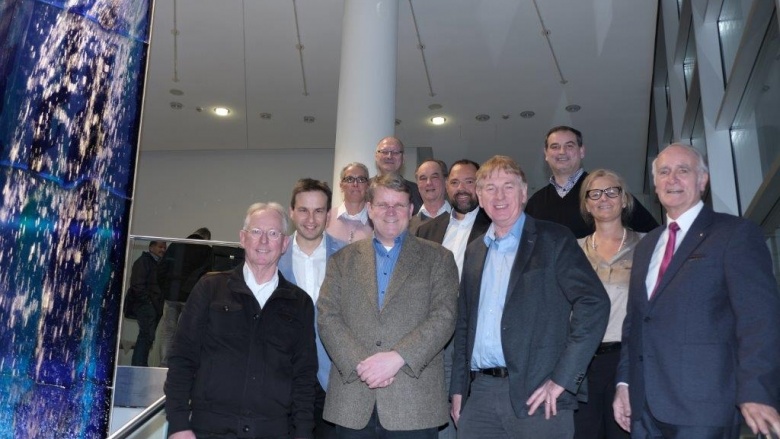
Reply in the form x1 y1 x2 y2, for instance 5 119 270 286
130 147 420 242
130 149 335 241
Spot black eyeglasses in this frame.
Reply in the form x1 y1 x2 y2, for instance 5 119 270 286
342 176 369 184
586 186 622 200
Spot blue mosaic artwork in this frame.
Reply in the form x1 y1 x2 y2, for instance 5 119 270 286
0 0 151 437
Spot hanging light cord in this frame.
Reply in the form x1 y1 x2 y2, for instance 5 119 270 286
531 0 567 85
409 0 436 97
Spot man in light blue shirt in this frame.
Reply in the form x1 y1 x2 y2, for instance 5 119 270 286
450 155 609 439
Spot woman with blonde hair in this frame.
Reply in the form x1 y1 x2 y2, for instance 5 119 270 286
574 169 648 439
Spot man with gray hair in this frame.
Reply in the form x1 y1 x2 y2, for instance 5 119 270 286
409 159 451 235
614 144 780 438
165 203 318 439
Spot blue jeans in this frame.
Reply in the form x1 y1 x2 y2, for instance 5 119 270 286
131 301 158 366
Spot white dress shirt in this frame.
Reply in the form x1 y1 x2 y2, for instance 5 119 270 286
243 263 280 307
645 201 704 297
291 232 327 303
441 207 480 279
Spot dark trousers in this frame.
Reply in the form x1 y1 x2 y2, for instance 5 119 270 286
574 349 629 439
315 382 336 439
458 374 574 439
131 301 158 366
335 406 437 439
632 400 740 439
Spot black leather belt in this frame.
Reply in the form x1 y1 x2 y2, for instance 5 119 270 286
472 367 509 378
596 342 621 355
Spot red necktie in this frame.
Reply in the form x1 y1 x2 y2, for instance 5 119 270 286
651 222 680 298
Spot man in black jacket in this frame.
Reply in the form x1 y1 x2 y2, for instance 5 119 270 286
525 126 658 238
127 240 166 366
164 203 317 439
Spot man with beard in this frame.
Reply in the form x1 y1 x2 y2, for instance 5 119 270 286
415 159 491 439
416 159 491 276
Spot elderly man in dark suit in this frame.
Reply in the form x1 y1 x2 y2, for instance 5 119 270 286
614 144 780 438
450 155 610 439
318 173 459 438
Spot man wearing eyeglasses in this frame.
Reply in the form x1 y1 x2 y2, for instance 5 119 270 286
524 126 658 238
165 203 318 439
374 136 424 215
318 173 459 438
279 178 347 439
408 159 451 235
327 162 374 244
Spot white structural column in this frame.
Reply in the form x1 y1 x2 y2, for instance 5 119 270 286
332 0 399 201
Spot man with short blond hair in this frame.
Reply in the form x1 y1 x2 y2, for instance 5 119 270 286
451 155 609 439
318 173 459 438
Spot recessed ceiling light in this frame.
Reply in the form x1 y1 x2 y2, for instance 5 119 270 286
428 103 442 110
431 116 446 125
259 113 272 120
520 111 535 119
565 104 581 113
475 114 490 122
213 107 230 116
303 116 315 123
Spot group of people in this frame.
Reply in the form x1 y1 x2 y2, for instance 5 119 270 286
161 127 780 439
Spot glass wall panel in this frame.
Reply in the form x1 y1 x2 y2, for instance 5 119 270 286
683 21 697 98
730 14 780 212
718 0 755 83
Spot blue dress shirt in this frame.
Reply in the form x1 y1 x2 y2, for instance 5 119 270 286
471 214 526 369
373 232 406 310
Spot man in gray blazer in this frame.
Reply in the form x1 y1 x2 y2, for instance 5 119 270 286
278 178 346 439
450 155 610 439
318 173 459 438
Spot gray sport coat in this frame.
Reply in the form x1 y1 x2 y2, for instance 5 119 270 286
318 234 459 430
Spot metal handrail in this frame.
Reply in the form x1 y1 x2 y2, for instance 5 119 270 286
107 395 166 439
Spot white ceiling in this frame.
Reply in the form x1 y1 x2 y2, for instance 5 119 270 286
139 0 658 192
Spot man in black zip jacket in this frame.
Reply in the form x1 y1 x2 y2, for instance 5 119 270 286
164 203 317 439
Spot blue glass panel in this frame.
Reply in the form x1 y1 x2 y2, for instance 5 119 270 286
0 0 151 436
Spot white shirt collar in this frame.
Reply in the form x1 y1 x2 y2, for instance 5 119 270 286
665 200 704 232
419 200 451 219
292 231 328 254
243 263 279 308
337 203 369 225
